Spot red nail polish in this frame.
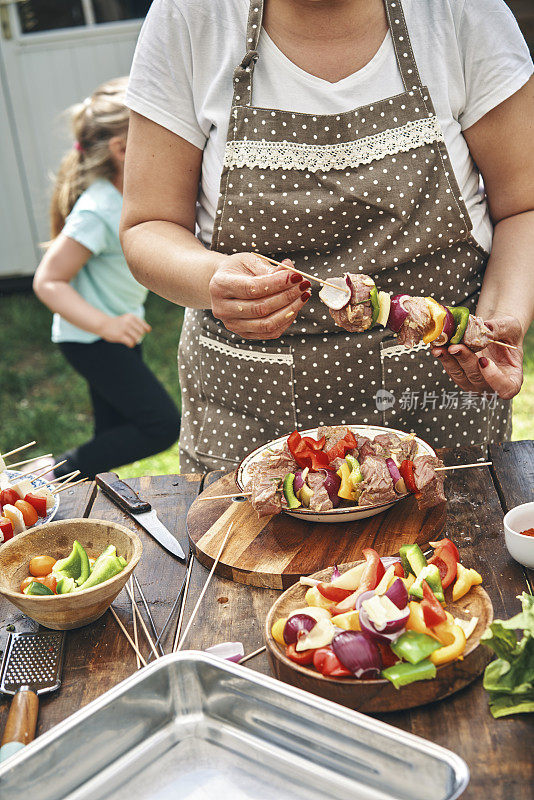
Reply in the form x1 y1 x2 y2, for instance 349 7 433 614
301 291 311 302
479 357 489 368
300 280 311 291
290 273 301 284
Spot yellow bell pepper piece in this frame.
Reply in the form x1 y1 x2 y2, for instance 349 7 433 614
429 616 466 665
452 563 483 602
406 601 441 640
331 610 361 631
305 586 332 610
423 298 448 344
401 573 416 591
337 462 357 501
271 617 287 645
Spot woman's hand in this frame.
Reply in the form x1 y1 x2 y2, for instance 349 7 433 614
209 252 311 339
431 316 523 400
99 314 152 348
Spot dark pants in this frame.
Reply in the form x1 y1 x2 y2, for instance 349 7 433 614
57 340 180 479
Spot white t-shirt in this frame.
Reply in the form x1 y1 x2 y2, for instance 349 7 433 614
126 0 533 253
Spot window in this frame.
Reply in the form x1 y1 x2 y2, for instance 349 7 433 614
16 0 152 34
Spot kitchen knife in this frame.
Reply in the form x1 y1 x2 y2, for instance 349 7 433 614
95 472 186 560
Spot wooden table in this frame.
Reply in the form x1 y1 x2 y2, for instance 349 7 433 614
1 442 533 797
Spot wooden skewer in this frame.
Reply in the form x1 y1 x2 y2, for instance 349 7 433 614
47 470 81 486
199 491 252 501
256 253 348 294
436 461 492 471
172 554 195 653
239 645 267 665
129 578 141 670
493 341 518 350
110 606 147 668
176 522 234 652
27 459 67 481
125 582 160 661
2 441 37 459
7 454 53 470
52 477 89 494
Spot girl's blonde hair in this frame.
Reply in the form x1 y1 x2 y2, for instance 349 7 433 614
50 76 129 238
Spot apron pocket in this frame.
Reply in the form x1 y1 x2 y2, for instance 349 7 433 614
379 335 494 449
195 331 297 464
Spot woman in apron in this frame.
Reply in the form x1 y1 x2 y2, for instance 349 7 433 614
121 0 533 473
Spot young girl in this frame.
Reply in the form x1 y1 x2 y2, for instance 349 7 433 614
33 77 180 479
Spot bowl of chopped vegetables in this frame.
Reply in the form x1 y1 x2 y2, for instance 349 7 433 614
265 543 494 712
0 518 142 629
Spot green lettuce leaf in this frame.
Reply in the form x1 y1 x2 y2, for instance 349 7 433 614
482 593 534 718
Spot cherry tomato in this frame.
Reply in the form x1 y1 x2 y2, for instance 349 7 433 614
14 499 39 528
20 574 57 594
312 647 352 677
29 555 57 577
1 488 19 508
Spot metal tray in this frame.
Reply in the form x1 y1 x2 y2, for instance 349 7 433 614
0 653 469 800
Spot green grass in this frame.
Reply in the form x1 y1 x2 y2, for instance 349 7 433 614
0 290 532 479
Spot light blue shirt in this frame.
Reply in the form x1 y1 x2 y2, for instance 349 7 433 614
51 179 148 344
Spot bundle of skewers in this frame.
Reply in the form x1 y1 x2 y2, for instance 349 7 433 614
0 440 86 544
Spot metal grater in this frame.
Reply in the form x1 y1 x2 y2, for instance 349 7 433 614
0 631 65 696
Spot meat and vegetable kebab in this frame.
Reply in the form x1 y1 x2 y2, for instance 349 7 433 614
318 272 514 351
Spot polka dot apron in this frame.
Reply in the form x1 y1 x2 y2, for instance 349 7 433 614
178 0 511 473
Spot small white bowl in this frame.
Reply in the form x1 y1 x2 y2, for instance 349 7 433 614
503 501 534 569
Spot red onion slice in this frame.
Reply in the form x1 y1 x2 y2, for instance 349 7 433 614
386 458 401 486
387 294 411 333
355 590 376 611
358 607 406 643
319 277 351 310
316 469 341 507
384 577 409 609
332 630 382 678
283 613 317 645
433 307 455 346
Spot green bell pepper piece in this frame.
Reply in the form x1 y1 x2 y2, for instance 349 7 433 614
77 555 125 591
409 564 445 603
345 454 363 486
391 631 442 665
382 658 437 689
117 556 127 568
90 545 116 573
369 286 380 327
399 544 427 577
56 576 76 594
24 581 54 596
447 306 470 345
54 540 90 585
283 473 301 510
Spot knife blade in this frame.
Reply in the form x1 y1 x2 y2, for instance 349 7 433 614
95 472 186 560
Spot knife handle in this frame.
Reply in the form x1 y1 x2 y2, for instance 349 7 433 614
96 472 151 514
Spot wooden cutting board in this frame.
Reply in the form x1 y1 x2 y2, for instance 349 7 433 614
186 472 446 589
265 562 493 712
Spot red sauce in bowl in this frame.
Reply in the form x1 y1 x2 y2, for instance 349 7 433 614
519 528 534 537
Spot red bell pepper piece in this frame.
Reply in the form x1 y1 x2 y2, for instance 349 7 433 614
0 488 19 509
287 430 330 470
393 562 405 578
376 641 399 669
421 580 447 628
325 430 358 463
313 647 352 677
24 492 48 518
359 548 386 593
399 460 417 495
0 517 14 542
285 643 315 666
317 583 354 602
428 538 459 589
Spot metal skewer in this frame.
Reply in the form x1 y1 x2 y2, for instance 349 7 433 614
175 522 234 652
129 578 141 670
146 553 192 663
125 582 160 660
172 554 195 653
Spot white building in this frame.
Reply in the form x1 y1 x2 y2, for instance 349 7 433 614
0 1 149 281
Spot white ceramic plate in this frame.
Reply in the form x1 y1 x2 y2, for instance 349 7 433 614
236 424 436 523
3 469 60 530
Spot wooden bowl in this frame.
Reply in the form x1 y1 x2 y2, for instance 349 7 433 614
265 562 493 713
0 519 142 630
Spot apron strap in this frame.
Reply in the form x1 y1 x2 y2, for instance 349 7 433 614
384 0 423 93
232 0 423 107
232 0 264 107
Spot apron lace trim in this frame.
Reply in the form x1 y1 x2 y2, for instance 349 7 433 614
199 334 294 365
224 116 444 173
381 341 430 358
